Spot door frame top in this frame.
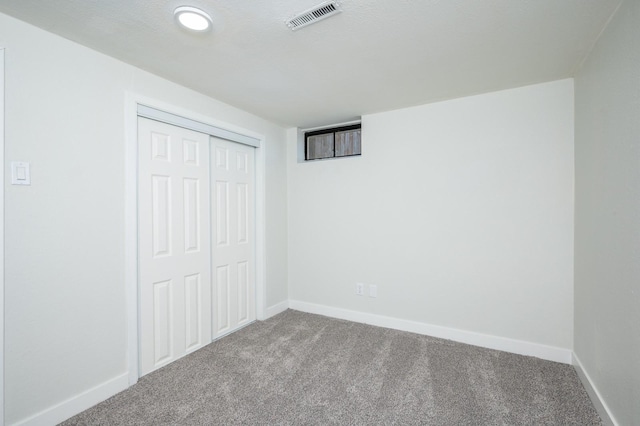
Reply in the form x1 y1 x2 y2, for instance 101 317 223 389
137 104 261 148
124 93 267 385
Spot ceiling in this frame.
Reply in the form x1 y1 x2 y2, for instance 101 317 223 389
0 0 621 128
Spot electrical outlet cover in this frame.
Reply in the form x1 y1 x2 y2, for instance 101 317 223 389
369 284 377 298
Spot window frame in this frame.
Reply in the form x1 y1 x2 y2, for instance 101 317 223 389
304 123 362 161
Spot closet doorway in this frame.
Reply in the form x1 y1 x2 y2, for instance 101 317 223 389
137 116 256 376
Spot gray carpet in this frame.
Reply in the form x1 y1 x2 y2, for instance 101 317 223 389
63 310 601 425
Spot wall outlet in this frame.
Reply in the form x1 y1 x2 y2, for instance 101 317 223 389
355 282 364 296
369 284 377 298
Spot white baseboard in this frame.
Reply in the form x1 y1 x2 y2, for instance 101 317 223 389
265 300 289 319
13 373 129 426
289 300 572 364
572 353 617 426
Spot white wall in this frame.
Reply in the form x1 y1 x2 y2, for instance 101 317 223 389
1 12 288 424
574 0 640 423
288 79 574 351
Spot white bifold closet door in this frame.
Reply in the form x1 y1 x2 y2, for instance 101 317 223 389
211 137 256 339
138 118 256 376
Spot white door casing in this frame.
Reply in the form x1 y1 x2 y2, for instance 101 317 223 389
211 138 256 338
138 117 212 375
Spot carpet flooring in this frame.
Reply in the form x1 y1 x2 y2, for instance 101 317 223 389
63 310 601 425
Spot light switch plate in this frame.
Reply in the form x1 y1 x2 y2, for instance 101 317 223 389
11 161 31 185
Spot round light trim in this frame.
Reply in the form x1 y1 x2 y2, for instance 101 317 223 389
174 6 212 31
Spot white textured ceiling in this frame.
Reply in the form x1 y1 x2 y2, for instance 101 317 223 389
0 0 621 128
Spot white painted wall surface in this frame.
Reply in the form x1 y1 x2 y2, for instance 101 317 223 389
0 47 5 426
0 12 288 424
288 79 574 350
574 0 640 423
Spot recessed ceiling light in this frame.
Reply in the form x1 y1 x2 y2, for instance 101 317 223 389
174 6 212 32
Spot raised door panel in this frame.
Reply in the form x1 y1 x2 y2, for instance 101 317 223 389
153 280 173 365
216 265 230 334
215 181 229 247
184 273 201 350
183 178 200 253
152 175 172 257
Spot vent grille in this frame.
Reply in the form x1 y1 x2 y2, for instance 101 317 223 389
286 1 342 31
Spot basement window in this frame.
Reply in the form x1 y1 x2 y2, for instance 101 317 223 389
305 124 361 161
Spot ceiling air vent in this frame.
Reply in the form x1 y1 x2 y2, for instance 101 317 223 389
285 1 342 31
